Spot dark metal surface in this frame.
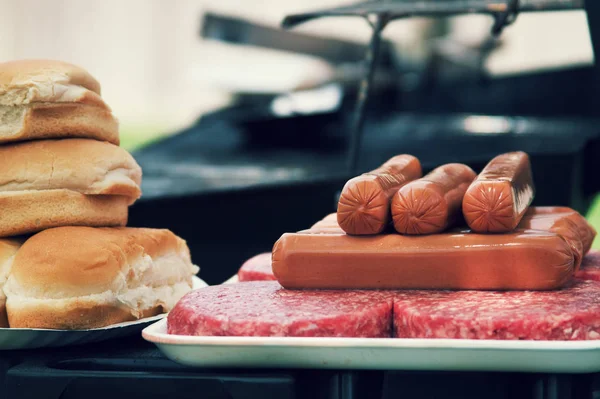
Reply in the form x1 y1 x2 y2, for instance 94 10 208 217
282 0 584 29
346 15 388 173
134 113 599 201
2 336 599 399
201 13 392 65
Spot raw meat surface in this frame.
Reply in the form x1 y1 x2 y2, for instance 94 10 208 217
394 280 600 340
168 281 393 337
575 250 600 282
237 253 275 281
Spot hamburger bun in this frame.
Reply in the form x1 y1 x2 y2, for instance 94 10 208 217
0 239 23 328
0 138 142 202
0 102 119 145
0 59 119 144
4 227 199 329
0 190 129 238
0 59 102 105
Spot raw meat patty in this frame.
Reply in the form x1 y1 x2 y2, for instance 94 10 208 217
237 253 275 282
575 250 600 282
168 281 393 337
393 280 600 340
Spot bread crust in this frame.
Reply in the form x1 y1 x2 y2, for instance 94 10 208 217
7 299 163 330
0 139 141 201
0 297 7 328
0 190 128 238
0 103 119 144
6 227 197 329
0 238 23 328
9 226 191 297
0 59 101 98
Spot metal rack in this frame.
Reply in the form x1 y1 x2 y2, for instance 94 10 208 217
281 0 587 173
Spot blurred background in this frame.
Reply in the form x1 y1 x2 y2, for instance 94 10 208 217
2 0 600 282
0 0 594 148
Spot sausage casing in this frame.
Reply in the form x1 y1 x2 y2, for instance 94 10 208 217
519 207 586 270
391 163 476 235
462 152 535 233
272 231 574 291
296 213 344 235
337 155 422 235
524 207 596 255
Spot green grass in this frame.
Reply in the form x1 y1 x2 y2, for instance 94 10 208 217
119 125 172 152
587 195 600 250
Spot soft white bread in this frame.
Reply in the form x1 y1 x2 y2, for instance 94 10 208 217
0 59 102 106
0 59 119 144
0 239 22 328
0 139 141 202
0 103 119 145
0 190 129 238
4 227 199 330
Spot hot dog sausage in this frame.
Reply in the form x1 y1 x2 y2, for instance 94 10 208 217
391 163 476 235
462 152 535 233
272 231 574 291
523 207 596 254
519 207 585 270
337 155 422 235
302 213 344 234
310 213 339 229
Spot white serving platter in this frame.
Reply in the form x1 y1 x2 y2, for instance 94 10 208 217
143 317 600 373
0 277 207 350
222 275 239 284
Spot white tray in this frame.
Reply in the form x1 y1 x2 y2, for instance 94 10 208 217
143 318 600 373
0 277 207 350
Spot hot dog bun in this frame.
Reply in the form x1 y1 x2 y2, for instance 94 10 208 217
4 227 199 329
0 59 119 144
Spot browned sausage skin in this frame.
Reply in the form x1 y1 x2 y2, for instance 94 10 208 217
462 152 535 233
301 213 345 234
391 163 476 235
337 155 422 235
272 231 573 291
522 206 596 255
519 209 584 270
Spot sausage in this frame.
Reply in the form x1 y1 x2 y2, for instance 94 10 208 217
312 213 338 227
337 155 422 235
523 207 596 254
518 207 585 270
310 213 340 230
391 163 476 235
272 231 574 291
462 152 535 233
303 213 345 234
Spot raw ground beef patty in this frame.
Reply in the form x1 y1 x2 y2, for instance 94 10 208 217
237 253 275 282
394 280 600 340
575 250 600 282
168 281 393 337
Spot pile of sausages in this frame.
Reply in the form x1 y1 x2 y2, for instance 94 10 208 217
337 152 532 236
272 152 597 291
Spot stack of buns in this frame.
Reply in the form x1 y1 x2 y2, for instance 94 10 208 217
0 60 199 329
